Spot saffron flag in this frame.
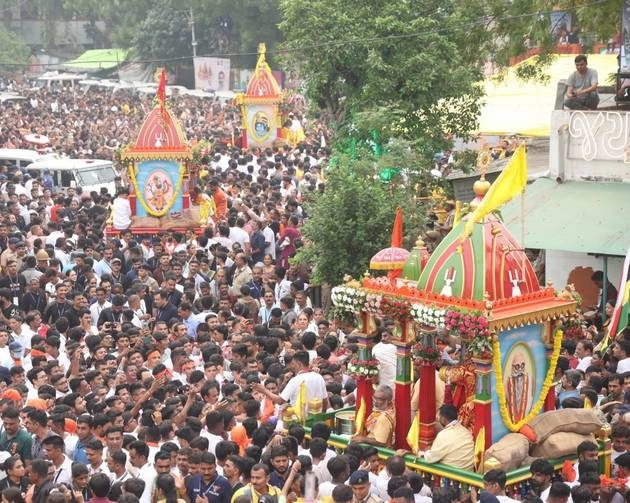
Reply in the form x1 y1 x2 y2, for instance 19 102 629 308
599 245 630 354
295 381 307 423
463 144 528 237
157 68 168 123
391 206 403 248
157 68 166 107
355 397 366 435
474 426 485 472
406 413 419 453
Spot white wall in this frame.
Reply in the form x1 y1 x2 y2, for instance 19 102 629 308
546 249 624 304
550 110 630 182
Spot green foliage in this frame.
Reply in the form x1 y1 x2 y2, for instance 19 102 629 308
61 0 283 67
294 150 426 286
280 0 484 129
132 0 196 62
0 24 30 69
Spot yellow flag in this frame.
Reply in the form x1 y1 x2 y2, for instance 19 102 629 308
584 396 593 409
406 413 419 452
295 381 307 423
474 426 486 472
463 144 527 237
354 397 366 435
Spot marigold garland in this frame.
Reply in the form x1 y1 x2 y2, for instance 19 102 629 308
493 328 563 432
130 163 186 217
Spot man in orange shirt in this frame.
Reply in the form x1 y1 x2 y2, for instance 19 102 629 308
209 179 228 221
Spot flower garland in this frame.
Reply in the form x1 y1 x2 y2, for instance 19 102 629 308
410 304 446 328
347 357 380 378
380 296 411 321
412 342 441 363
364 293 382 314
331 286 366 313
494 328 564 432
445 308 489 342
129 163 186 217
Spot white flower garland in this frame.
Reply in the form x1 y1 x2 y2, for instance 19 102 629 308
331 286 367 312
410 303 446 328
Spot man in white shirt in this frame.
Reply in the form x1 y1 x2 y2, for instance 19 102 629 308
43 435 73 485
615 341 630 374
112 188 133 231
529 459 554 502
483 469 520 503
128 440 156 503
575 340 594 372
372 329 397 391
90 287 112 325
261 219 276 260
254 350 328 415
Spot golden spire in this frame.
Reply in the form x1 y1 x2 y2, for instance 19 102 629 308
473 146 491 200
257 43 267 67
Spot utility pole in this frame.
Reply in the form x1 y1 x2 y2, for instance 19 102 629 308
190 7 198 58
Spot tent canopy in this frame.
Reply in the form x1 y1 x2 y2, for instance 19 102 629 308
60 49 129 73
478 54 618 137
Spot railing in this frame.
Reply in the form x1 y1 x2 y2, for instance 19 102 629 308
303 409 609 495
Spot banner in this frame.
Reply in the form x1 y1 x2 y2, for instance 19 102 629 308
194 57 231 91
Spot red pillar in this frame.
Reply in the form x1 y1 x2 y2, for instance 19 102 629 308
393 338 412 449
418 361 436 450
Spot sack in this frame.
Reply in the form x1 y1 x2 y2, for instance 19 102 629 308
483 433 530 472
528 409 601 444
531 432 596 459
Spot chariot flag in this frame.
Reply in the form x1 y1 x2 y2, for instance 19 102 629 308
604 244 630 348
463 144 527 237
391 206 403 247
406 413 419 452
474 426 486 472
355 397 366 435
295 381 307 423
157 68 167 121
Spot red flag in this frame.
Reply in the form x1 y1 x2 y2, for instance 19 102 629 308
391 206 403 248
157 68 166 107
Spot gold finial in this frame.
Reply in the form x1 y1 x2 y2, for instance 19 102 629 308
257 43 267 66
415 236 425 249
476 146 491 179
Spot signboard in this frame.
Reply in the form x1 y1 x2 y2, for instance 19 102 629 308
194 57 231 91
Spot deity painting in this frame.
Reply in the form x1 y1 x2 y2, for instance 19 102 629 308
253 111 270 139
144 170 174 213
503 344 535 423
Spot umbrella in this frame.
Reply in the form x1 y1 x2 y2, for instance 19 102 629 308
23 133 50 146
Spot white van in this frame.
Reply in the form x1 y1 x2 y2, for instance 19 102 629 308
0 149 59 170
25 158 117 195
32 72 88 92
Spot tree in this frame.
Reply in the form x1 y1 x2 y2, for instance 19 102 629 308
294 147 427 286
0 24 30 70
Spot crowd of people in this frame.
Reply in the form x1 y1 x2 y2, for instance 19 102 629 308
0 78 628 503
